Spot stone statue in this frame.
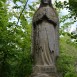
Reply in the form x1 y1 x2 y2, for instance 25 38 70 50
31 0 59 77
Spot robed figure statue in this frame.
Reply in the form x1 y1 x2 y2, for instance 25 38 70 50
32 0 59 77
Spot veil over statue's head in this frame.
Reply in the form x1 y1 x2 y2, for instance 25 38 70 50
41 0 52 5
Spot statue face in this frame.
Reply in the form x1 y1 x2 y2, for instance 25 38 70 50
41 0 51 4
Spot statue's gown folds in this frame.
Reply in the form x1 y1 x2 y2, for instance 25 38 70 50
32 6 59 66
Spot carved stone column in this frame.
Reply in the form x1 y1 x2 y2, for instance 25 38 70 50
31 0 59 77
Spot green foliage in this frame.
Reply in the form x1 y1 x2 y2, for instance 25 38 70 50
55 1 63 9
55 0 77 21
64 72 77 77
0 0 34 77
56 34 77 77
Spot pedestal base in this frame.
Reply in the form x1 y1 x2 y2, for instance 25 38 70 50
31 65 58 77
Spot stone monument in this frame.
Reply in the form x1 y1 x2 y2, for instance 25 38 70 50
31 0 59 77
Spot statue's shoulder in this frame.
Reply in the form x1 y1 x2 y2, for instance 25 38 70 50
33 6 58 25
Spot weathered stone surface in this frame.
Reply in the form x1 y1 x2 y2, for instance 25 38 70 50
32 21 59 64
33 6 58 25
31 0 59 77
32 73 57 77
33 65 56 73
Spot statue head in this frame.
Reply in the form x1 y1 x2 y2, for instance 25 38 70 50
41 0 51 5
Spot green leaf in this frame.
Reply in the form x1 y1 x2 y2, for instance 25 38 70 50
0 1 3 7
28 5 36 11
13 0 18 3
2 0 6 3
12 5 20 9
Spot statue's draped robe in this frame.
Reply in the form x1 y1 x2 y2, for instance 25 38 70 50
32 6 59 66
33 20 55 65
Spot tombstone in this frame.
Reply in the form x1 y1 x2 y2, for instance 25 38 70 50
31 0 59 77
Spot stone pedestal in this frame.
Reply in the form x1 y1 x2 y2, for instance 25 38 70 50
31 65 58 77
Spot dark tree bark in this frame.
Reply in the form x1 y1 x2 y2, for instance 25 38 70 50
31 0 59 77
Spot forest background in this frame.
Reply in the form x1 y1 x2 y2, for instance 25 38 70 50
0 0 77 77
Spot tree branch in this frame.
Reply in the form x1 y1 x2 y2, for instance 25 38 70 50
17 0 29 25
